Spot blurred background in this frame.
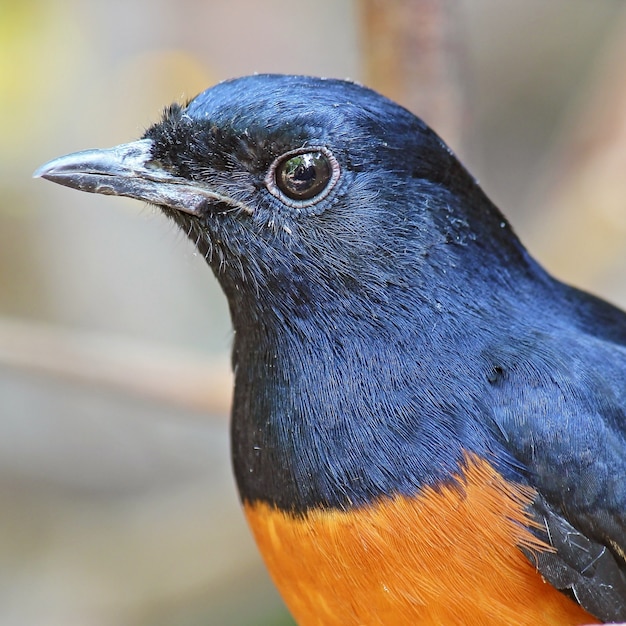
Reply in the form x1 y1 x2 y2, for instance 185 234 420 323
2 1 626 624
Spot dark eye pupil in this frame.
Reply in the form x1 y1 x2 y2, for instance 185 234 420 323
276 152 332 200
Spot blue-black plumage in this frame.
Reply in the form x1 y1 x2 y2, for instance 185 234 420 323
35 74 626 623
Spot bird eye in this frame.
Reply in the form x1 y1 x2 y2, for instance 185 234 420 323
267 148 340 208
276 152 330 200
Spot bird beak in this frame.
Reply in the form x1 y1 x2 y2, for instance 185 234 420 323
34 139 211 217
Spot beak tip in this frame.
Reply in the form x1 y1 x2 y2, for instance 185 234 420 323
33 156 67 181
33 163 50 179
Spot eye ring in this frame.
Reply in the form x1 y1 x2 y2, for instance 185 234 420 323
265 147 340 209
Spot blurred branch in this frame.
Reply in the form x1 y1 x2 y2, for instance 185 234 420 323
358 0 465 149
0 317 232 416
527 6 626 292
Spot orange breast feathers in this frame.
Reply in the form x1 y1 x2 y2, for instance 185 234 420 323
244 456 597 626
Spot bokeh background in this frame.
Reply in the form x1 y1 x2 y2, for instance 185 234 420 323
2 1 626 624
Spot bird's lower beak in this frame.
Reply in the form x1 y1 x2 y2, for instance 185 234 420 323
34 139 213 217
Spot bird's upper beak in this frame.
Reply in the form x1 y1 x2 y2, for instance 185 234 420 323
34 139 221 216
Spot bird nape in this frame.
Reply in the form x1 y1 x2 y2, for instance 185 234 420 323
35 74 626 625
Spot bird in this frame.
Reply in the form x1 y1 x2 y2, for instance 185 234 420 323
35 74 626 625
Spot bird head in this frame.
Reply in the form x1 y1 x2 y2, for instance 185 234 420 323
35 74 527 334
